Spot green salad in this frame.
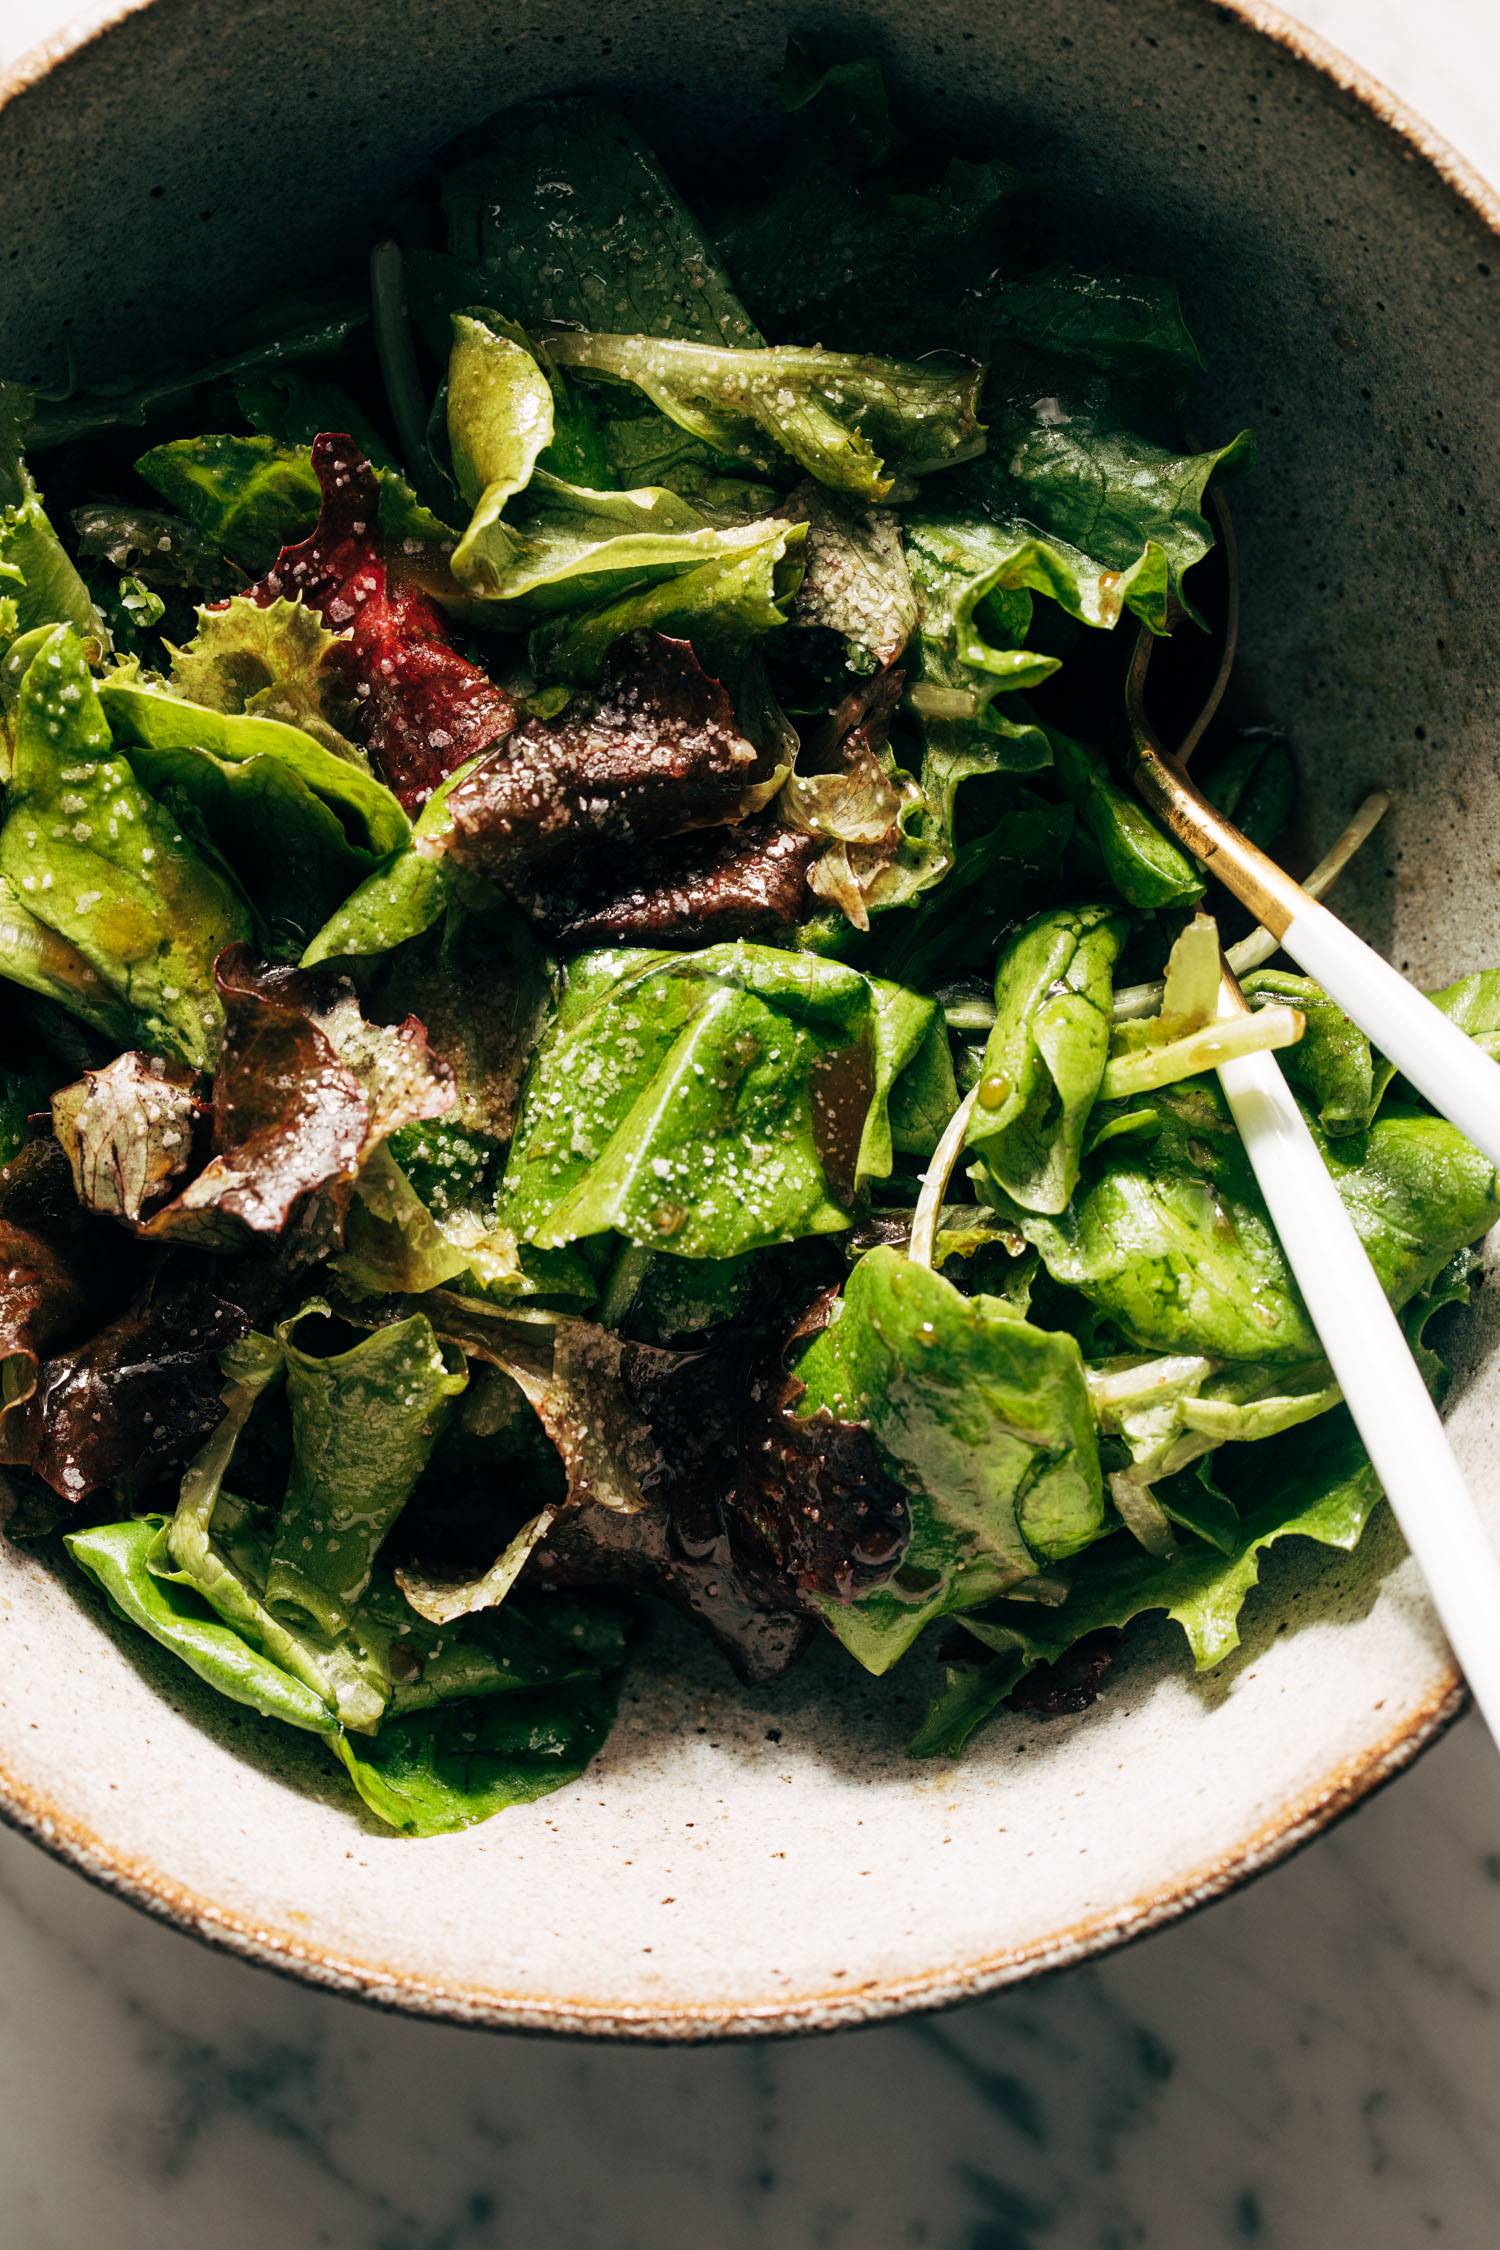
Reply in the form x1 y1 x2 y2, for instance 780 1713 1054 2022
1 50 1496 1835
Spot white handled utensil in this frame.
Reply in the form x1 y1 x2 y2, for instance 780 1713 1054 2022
1213 970 1500 1741
1127 629 1500 1174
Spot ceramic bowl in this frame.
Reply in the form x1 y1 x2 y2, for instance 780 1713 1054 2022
1 0 1497 2038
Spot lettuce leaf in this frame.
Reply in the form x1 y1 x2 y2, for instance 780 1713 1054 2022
0 627 249 1068
0 404 106 653
98 669 407 856
299 760 474 968
440 98 760 346
913 1403 1385 1755
795 1247 1103 1671
330 1673 621 1835
136 434 324 575
990 1083 1500 1362
547 333 984 502
22 304 365 452
67 1512 342 1736
50 952 455 1250
446 310 559 586
979 264 1204 377
264 1305 467 1638
502 942 951 1257
527 521 804 683
446 462 799 615
965 904 1127 1214
165 595 361 763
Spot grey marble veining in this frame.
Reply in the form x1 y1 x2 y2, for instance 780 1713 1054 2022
2 1 1500 2245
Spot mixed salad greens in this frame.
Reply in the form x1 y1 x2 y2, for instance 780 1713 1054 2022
2 50 1497 1835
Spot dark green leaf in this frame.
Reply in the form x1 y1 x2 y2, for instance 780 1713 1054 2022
0 628 248 1067
965 904 1126 1213
440 98 760 345
503 942 949 1257
1048 730 1202 909
993 1082 1500 1361
71 504 242 598
23 305 365 452
331 1674 620 1835
1243 969 1375 1135
794 1247 1103 1671
979 264 1204 378
264 1305 467 1639
548 333 985 503
1195 728 1296 853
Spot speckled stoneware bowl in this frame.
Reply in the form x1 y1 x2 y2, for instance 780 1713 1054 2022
1 0 1497 2038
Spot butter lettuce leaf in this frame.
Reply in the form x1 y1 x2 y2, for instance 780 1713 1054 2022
0 627 248 1066
503 942 951 1257
794 1247 1103 1673
67 1513 341 1737
914 1399 1387 1755
990 1083 1500 1363
965 904 1127 1214
264 1305 467 1639
440 97 760 345
549 332 984 503
331 1672 621 1836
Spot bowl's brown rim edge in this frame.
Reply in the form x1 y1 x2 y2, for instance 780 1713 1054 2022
0 0 1489 2040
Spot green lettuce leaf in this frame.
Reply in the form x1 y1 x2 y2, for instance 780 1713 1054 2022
965 904 1127 1213
909 411 1251 647
1242 968 1376 1135
137 435 450 576
795 1247 1103 1673
0 397 106 651
0 872 138 1042
502 942 951 1258
446 460 800 620
96 668 408 955
159 1334 395 1733
1048 730 1202 910
780 483 917 673
1424 969 1500 1061
330 1672 622 1836
548 332 984 502
719 53 1020 354
66 1514 341 1737
440 97 760 345
263 1305 467 1639
913 1403 1384 1755
165 594 361 764
446 310 558 587
979 263 1204 377
97 670 407 856
136 434 323 574
299 760 476 969
0 627 248 1067
528 519 804 683
990 1082 1500 1362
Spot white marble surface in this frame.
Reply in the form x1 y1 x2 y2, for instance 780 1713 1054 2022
3 3 1500 2246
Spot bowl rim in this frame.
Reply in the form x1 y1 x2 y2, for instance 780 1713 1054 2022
0 0 1487 2039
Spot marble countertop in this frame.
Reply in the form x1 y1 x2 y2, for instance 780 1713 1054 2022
3 3 1500 2245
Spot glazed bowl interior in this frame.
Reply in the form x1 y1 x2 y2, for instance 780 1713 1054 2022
1 0 1497 2036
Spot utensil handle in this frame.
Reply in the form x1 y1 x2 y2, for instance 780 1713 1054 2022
1281 900 1500 1172
1215 1031 1500 1745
